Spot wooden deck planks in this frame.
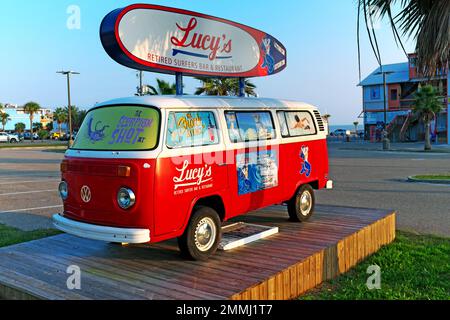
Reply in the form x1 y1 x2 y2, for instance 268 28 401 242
0 205 396 300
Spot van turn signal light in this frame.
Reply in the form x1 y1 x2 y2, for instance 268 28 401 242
118 166 131 177
60 161 68 173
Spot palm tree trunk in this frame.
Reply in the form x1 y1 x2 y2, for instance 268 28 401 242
424 121 431 151
30 115 33 143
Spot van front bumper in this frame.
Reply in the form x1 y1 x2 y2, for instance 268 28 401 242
52 214 150 244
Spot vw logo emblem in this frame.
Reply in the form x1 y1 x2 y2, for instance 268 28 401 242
80 185 92 203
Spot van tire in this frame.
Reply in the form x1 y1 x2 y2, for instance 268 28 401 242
178 206 221 261
9 139 17 143
288 184 315 222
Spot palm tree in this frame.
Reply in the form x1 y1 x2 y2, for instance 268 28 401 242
74 109 87 131
195 77 257 97
1 113 10 131
23 102 41 142
413 84 442 151
33 122 43 132
358 0 449 77
53 107 68 137
143 79 177 95
15 122 26 134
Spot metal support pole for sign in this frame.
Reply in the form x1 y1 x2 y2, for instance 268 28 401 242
238 77 245 97
176 72 183 96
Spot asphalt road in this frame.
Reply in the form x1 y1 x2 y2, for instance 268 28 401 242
0 146 449 236
0 148 62 230
317 144 450 237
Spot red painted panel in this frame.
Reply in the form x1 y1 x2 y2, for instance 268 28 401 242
61 138 330 244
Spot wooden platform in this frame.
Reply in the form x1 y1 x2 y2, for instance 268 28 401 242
0 205 395 300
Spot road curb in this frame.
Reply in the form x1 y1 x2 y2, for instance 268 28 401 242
338 147 450 154
407 176 450 185
0 145 67 151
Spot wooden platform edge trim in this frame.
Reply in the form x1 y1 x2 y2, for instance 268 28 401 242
0 282 42 300
229 212 396 300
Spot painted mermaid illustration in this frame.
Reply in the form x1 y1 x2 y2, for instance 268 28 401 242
261 38 275 74
300 146 311 177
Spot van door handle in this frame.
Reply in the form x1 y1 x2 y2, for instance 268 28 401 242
218 163 227 167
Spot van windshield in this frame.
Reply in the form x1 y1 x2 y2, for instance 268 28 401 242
71 105 160 151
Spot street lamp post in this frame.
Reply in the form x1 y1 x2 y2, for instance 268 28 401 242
375 70 394 150
57 71 80 147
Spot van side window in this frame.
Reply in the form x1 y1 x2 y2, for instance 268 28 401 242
166 111 219 148
225 111 275 142
277 111 317 137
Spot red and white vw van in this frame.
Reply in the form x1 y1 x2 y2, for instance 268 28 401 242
53 96 332 260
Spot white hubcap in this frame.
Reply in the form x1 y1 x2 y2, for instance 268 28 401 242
194 217 217 252
299 191 312 216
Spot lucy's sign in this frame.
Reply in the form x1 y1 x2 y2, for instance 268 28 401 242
100 4 287 77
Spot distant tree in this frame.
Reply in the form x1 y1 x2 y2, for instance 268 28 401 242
15 122 26 133
353 121 359 133
73 109 87 131
23 101 41 142
0 103 3 112
45 121 54 132
143 79 177 95
195 78 257 97
357 0 450 77
37 129 49 140
413 84 443 151
53 107 68 136
33 122 43 131
63 105 88 131
1 112 10 131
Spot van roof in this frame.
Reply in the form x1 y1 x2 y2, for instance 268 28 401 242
95 96 319 111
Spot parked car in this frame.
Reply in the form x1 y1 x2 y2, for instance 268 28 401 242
50 132 62 140
23 132 39 140
0 132 20 143
331 129 350 137
59 132 77 141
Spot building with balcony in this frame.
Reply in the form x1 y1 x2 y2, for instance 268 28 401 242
0 104 53 132
359 54 449 144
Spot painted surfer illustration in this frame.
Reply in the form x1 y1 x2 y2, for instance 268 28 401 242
87 117 109 143
261 37 274 74
300 146 311 177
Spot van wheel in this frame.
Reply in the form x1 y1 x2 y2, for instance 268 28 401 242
288 184 315 222
178 206 221 261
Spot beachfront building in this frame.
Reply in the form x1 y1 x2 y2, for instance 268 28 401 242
359 54 449 144
0 104 53 132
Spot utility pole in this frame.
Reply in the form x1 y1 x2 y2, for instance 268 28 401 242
57 70 80 147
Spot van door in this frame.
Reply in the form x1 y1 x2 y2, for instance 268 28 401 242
223 110 283 216
154 109 229 237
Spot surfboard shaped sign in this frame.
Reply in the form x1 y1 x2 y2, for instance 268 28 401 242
100 4 287 77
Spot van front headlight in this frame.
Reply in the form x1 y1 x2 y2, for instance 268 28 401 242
117 188 136 210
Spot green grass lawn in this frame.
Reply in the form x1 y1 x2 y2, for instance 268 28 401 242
300 232 450 300
413 174 450 180
0 224 60 248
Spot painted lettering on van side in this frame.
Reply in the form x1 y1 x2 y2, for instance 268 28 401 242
237 150 278 195
173 160 213 195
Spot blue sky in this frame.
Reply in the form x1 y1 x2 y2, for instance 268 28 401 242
0 0 414 124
